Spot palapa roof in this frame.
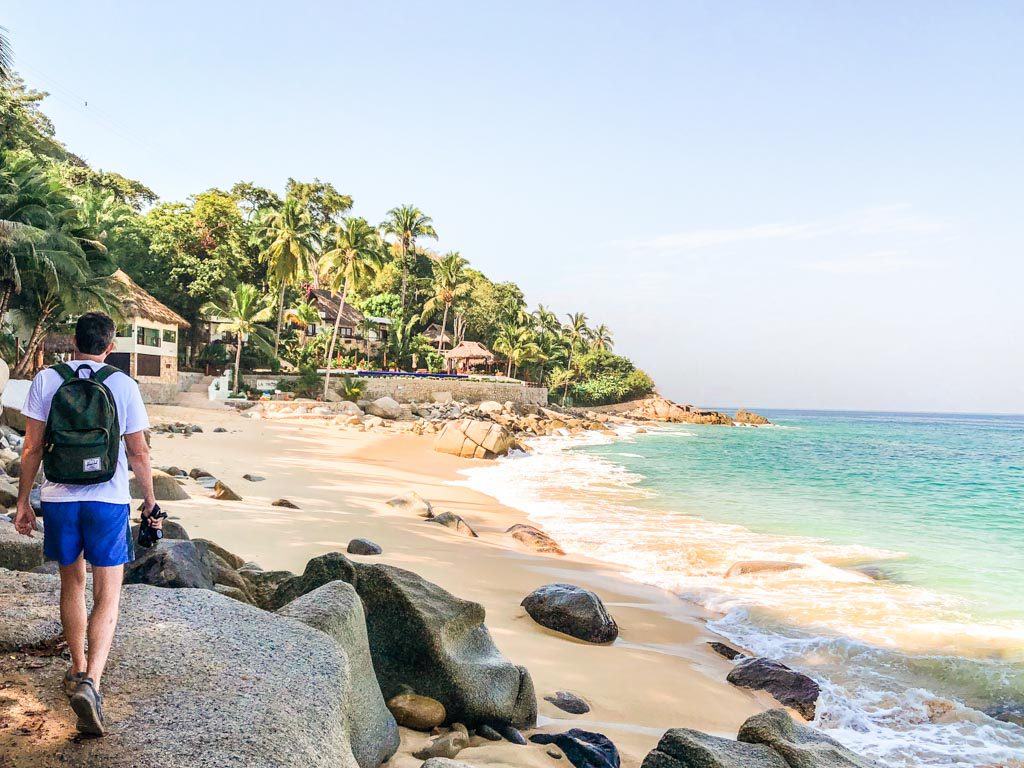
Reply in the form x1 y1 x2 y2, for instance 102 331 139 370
423 323 452 345
113 270 191 328
444 340 495 363
308 288 365 326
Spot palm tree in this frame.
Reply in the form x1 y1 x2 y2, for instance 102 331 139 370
493 323 542 379
561 312 589 404
1 26 13 83
284 298 322 346
259 195 317 355
586 323 614 352
356 316 377 366
380 205 436 311
421 251 469 351
201 284 275 396
550 366 577 407
319 217 382 397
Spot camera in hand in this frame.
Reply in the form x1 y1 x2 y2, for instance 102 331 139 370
137 504 167 548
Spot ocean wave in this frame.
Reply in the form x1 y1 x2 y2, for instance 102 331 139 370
454 432 1024 767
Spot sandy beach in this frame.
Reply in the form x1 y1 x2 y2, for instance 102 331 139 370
143 403 774 767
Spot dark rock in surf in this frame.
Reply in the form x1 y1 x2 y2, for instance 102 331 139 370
727 659 820 720
521 583 618 644
708 641 744 661
738 708 879 767
641 727 787 768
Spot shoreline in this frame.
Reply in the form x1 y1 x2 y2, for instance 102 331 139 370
145 403 776 766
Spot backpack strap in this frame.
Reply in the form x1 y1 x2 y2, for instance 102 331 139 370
52 363 77 383
92 365 122 385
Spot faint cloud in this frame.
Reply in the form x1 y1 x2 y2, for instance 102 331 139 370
797 249 928 275
618 204 953 257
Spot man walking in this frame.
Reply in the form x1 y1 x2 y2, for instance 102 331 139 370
13 311 158 736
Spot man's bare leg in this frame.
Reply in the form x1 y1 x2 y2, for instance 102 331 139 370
86 565 124 689
58 557 88 675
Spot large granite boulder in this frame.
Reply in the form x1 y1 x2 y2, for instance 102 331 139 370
238 565 296 609
277 581 400 768
366 397 402 420
0 518 44 571
353 560 536 728
124 540 215 590
434 418 516 459
641 728 788 768
530 729 620 768
726 658 820 720
0 569 363 768
131 468 190 501
267 551 357 610
738 709 879 768
521 583 619 643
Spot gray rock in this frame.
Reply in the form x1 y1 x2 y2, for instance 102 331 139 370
413 727 470 760
430 511 478 538
213 480 242 501
243 473 265 482
0 518 44 571
738 709 879 768
477 724 502 741
545 691 590 715
385 490 433 517
500 724 528 745
530 730 620 768
213 426 227 433
277 580 400 768
353 561 537 728
193 541 254 598
192 537 246 569
641 727 788 768
273 497 300 509
213 583 252 603
132 469 190 501
521 584 619 644
726 658 820 720
267 551 357 610
189 467 213 478
507 524 565 554
708 641 745 661
238 566 296 609
366 396 402 420
0 569 363 768
421 760 475 768
348 538 383 555
0 478 18 506
124 540 215 589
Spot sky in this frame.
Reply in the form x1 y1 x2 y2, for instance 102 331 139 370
5 1 1023 412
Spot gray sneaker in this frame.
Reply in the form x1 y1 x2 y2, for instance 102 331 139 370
70 678 105 736
62 669 86 698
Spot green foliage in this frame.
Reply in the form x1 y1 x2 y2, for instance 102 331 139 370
291 365 322 398
340 374 365 401
359 292 401 320
425 350 445 373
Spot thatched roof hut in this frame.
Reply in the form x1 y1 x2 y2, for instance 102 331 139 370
423 323 452 347
113 270 190 328
444 340 495 372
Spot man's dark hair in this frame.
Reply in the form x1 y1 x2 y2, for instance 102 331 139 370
75 312 117 355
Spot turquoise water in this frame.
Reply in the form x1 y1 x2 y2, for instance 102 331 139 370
461 410 1024 767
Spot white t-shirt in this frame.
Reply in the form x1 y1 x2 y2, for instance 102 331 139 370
23 360 151 504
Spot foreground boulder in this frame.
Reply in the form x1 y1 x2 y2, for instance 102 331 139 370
124 540 215 589
434 418 516 459
726 658 820 720
521 583 618 643
354 560 536 727
0 518 44 571
738 709 878 767
267 551 356 610
0 570 363 768
277 581 400 768
531 729 620 768
641 727 787 768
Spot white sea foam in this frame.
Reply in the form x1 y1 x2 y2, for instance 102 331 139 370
454 431 1024 768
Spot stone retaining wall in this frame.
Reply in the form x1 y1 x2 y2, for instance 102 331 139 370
139 381 181 404
177 371 206 392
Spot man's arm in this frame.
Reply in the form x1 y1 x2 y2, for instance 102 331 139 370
124 431 158 523
14 418 44 536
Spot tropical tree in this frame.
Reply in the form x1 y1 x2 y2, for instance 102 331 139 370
283 298 322 350
380 205 436 311
200 284 275 395
421 251 469 351
259 194 317 354
586 323 614 352
0 26 13 83
550 366 578 407
319 217 382 397
493 323 543 379
356 316 376 365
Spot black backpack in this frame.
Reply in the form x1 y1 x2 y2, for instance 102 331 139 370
43 363 122 485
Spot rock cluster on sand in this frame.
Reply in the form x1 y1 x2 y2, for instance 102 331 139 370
521 583 619 644
726 657 821 720
642 708 879 768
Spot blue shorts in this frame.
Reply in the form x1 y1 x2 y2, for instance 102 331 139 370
41 501 134 567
